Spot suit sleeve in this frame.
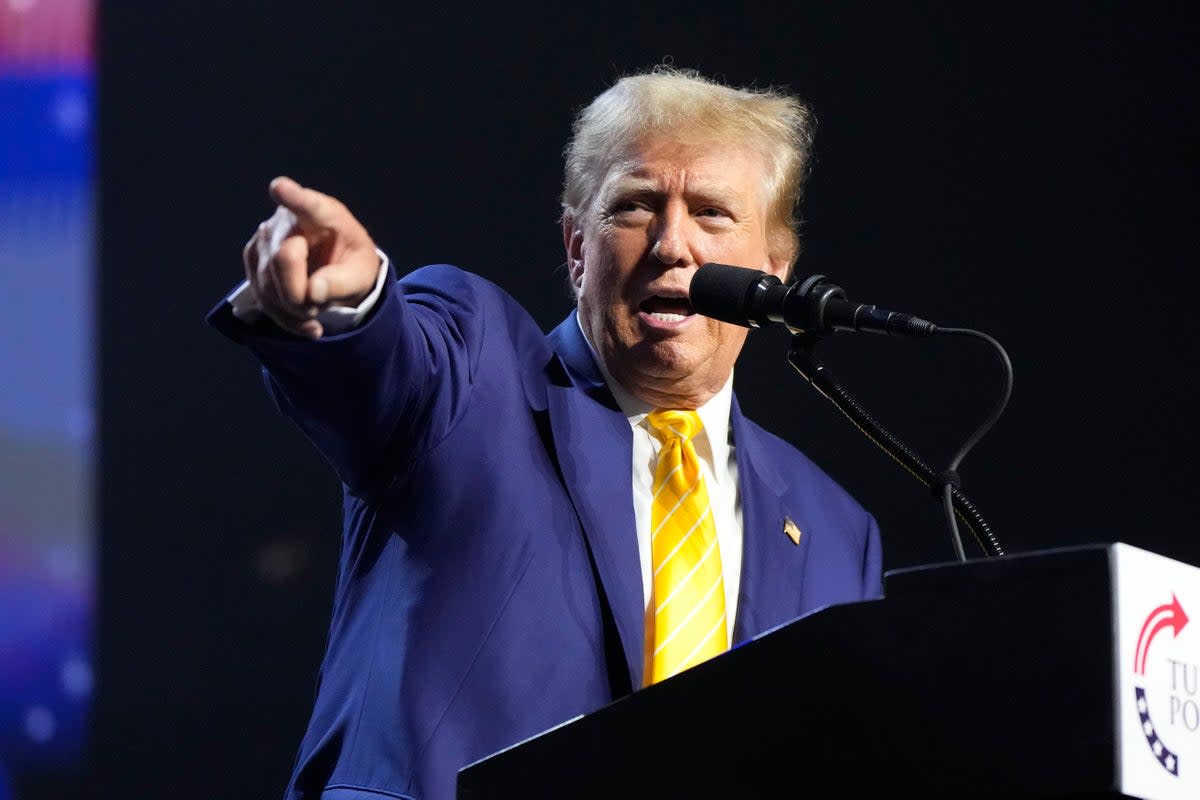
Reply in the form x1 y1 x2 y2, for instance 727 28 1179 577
206 262 491 495
861 512 885 599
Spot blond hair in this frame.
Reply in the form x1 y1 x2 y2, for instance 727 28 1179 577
561 65 817 267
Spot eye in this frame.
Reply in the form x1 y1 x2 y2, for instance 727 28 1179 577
695 206 732 221
605 197 654 224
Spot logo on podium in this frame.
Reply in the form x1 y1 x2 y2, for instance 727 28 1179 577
1133 594 1191 776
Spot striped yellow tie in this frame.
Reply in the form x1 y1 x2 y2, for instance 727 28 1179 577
645 409 728 686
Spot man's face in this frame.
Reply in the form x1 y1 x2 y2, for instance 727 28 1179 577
566 136 792 409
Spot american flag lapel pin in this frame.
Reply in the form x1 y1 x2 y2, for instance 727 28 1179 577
783 517 802 545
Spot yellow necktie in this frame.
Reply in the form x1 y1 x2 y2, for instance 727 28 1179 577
645 409 728 685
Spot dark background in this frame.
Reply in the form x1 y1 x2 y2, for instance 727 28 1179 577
36 2 1200 798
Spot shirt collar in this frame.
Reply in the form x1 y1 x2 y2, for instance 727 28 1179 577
574 314 734 482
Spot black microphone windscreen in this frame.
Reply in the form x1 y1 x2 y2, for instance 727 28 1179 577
690 263 769 327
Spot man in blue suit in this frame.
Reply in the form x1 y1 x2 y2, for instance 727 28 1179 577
209 66 883 800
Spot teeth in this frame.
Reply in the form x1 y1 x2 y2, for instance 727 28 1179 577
650 312 686 322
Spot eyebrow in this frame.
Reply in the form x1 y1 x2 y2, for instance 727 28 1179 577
603 174 744 210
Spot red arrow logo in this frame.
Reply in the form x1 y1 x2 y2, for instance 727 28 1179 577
1134 594 1189 675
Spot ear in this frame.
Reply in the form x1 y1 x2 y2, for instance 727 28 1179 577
562 217 586 293
766 252 793 283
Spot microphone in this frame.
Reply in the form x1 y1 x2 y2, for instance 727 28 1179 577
690 262 937 337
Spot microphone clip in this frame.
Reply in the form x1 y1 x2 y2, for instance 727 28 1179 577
787 275 848 336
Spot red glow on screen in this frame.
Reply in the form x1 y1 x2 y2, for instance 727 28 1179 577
0 0 93 72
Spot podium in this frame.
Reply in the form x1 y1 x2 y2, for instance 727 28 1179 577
458 542 1200 799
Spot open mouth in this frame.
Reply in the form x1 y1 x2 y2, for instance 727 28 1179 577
639 296 693 323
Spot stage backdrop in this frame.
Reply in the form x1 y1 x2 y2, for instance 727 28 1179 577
0 1 95 798
17 3 1200 799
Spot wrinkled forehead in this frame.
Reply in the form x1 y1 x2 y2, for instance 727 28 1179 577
596 134 773 207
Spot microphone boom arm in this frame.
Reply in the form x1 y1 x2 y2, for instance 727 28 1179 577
786 332 1007 560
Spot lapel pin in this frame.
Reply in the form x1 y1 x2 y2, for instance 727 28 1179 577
783 517 802 545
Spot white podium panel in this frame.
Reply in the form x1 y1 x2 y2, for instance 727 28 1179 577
1114 543 1200 800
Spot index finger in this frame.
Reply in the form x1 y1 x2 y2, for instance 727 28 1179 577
268 176 342 231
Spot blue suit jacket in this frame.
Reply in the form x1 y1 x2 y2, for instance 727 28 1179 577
208 263 883 800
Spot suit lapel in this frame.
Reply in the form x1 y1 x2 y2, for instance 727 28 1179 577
544 315 645 689
730 397 812 644
538 318 820 683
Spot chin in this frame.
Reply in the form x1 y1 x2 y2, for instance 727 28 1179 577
629 339 707 379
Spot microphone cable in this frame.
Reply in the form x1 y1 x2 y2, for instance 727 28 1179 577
786 328 1011 561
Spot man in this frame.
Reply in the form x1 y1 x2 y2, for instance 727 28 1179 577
209 66 883 800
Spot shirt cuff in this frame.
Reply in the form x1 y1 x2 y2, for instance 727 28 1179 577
227 248 390 335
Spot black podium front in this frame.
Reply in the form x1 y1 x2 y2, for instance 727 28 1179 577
457 543 1200 799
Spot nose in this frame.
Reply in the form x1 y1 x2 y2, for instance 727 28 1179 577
650 202 692 267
